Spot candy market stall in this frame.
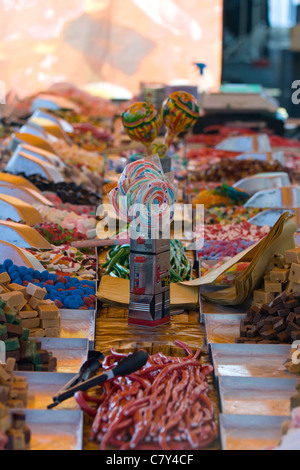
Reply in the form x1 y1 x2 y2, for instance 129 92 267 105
0 82 300 453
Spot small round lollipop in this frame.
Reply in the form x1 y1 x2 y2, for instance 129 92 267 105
122 102 162 153
161 91 200 149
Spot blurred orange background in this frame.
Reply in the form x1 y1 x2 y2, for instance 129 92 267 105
0 0 223 99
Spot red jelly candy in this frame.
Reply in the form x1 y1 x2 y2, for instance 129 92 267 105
83 296 93 306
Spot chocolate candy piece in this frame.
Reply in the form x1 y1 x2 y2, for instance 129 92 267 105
260 304 271 315
269 305 281 315
286 322 300 336
0 310 6 323
287 312 296 323
32 350 51 365
260 329 277 340
240 326 247 338
6 350 20 361
291 330 300 341
253 312 263 325
278 309 290 317
270 292 288 307
6 324 23 338
273 318 285 333
19 340 37 362
284 299 300 309
34 356 57 372
257 319 268 329
247 326 259 338
276 330 290 343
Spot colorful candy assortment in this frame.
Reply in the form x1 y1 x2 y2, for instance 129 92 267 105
0 261 96 310
190 158 291 183
197 240 255 260
192 184 249 208
200 261 250 285
204 206 263 225
28 245 97 280
32 222 88 246
196 221 269 243
34 205 96 237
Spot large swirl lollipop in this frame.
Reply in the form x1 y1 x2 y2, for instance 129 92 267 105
133 178 176 229
109 157 177 227
161 91 200 149
118 158 163 196
122 102 162 153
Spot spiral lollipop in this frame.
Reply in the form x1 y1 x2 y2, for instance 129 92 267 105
122 102 162 153
118 158 163 196
161 91 200 149
132 178 177 228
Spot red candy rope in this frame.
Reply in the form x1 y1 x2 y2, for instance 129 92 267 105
75 342 217 450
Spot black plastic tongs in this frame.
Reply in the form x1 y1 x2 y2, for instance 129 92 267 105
47 350 148 409
47 350 104 409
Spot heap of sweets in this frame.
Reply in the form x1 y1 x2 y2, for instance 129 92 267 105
0 358 28 408
70 122 113 151
41 192 96 216
28 245 97 280
197 221 269 242
193 158 291 183
51 139 104 173
32 221 88 246
200 261 250 286
0 408 31 450
0 273 61 338
192 183 250 208
34 205 96 236
252 247 300 309
196 221 269 261
204 206 263 225
236 290 300 344
0 260 96 310
0 298 57 372
197 239 255 260
14 173 101 206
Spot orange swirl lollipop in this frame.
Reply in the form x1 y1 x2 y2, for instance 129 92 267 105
161 91 200 149
122 102 162 152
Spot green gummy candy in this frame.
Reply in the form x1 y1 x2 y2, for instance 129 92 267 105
0 324 7 336
5 312 17 324
24 341 37 361
13 316 22 326
19 328 30 341
5 337 20 351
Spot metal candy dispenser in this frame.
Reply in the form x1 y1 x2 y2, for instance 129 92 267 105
128 228 171 327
